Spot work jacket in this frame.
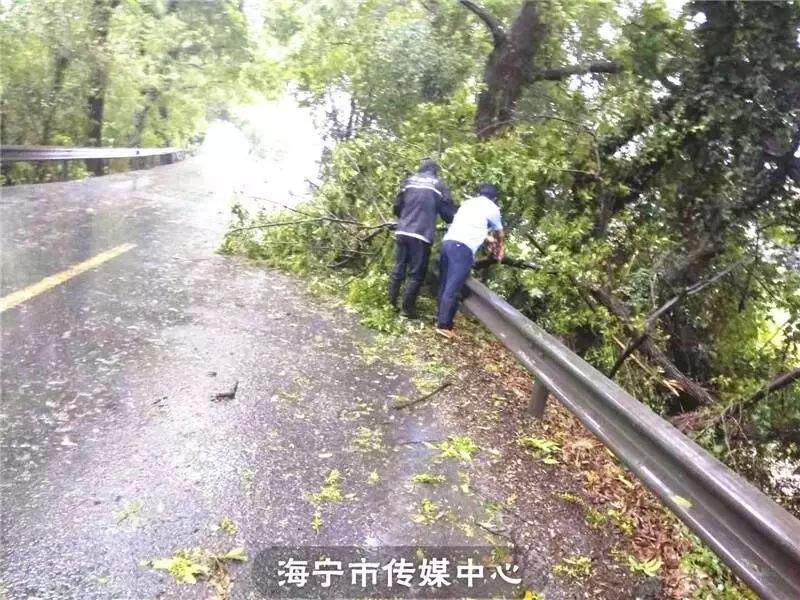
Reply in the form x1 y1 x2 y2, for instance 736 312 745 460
393 172 456 244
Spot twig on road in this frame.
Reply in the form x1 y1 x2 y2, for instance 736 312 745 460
213 380 239 401
392 382 452 410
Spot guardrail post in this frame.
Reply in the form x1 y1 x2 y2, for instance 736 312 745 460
526 379 549 419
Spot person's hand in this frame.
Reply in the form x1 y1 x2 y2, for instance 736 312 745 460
484 238 498 259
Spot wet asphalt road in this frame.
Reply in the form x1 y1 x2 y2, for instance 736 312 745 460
0 160 491 599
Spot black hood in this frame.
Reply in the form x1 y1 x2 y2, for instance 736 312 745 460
418 158 439 176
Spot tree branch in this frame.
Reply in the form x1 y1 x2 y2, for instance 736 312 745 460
473 255 541 271
708 367 800 430
474 112 602 175
789 157 800 184
227 218 394 235
502 231 713 408
238 194 317 218
532 61 620 81
608 258 747 378
328 225 393 268
734 123 800 216
588 284 714 408
459 0 506 47
746 367 800 405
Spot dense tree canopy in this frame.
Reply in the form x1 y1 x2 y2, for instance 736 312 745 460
0 0 280 151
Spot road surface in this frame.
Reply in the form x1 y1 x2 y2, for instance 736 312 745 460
1 156 657 600
0 160 495 599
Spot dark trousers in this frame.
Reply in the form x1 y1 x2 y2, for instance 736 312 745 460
389 235 431 310
436 240 474 328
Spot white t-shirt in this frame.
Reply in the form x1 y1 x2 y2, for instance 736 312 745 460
443 195 503 255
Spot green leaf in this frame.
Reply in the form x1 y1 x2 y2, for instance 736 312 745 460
672 495 693 509
220 547 248 562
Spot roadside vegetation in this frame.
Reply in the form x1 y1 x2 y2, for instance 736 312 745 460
0 0 283 182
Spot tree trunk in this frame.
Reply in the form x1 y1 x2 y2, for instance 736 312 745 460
461 1 619 138
42 53 70 145
86 0 120 175
471 1 546 138
129 88 159 146
587 284 714 411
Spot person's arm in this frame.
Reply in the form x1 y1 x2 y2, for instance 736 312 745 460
437 182 457 223
393 189 405 218
488 205 505 261
495 229 505 262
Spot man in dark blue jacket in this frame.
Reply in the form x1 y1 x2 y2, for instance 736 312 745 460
390 159 456 318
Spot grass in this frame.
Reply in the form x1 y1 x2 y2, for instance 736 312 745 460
150 551 208 583
306 469 348 533
276 389 300 402
357 335 395 366
627 555 662 577
275 376 310 403
307 469 344 504
556 490 638 536
607 508 636 536
680 533 758 599
412 358 454 394
113 500 142 525
519 436 561 464
556 491 581 504
585 507 607 529
241 469 255 494
311 509 323 533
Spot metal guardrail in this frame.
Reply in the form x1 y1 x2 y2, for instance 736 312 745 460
462 278 800 600
0 145 183 162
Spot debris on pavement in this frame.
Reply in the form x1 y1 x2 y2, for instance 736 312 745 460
391 381 452 410
212 380 238 401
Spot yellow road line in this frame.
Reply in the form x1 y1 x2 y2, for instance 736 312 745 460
0 243 137 313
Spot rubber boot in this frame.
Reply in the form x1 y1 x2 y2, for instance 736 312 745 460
402 279 423 319
388 277 402 309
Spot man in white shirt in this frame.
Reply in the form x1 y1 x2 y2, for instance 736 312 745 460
436 183 505 338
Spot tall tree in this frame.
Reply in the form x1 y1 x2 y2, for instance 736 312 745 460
460 0 619 137
0 0 278 155
85 0 119 173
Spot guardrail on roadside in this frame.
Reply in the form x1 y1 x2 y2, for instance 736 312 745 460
462 277 800 600
0 145 183 161
0 145 185 182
